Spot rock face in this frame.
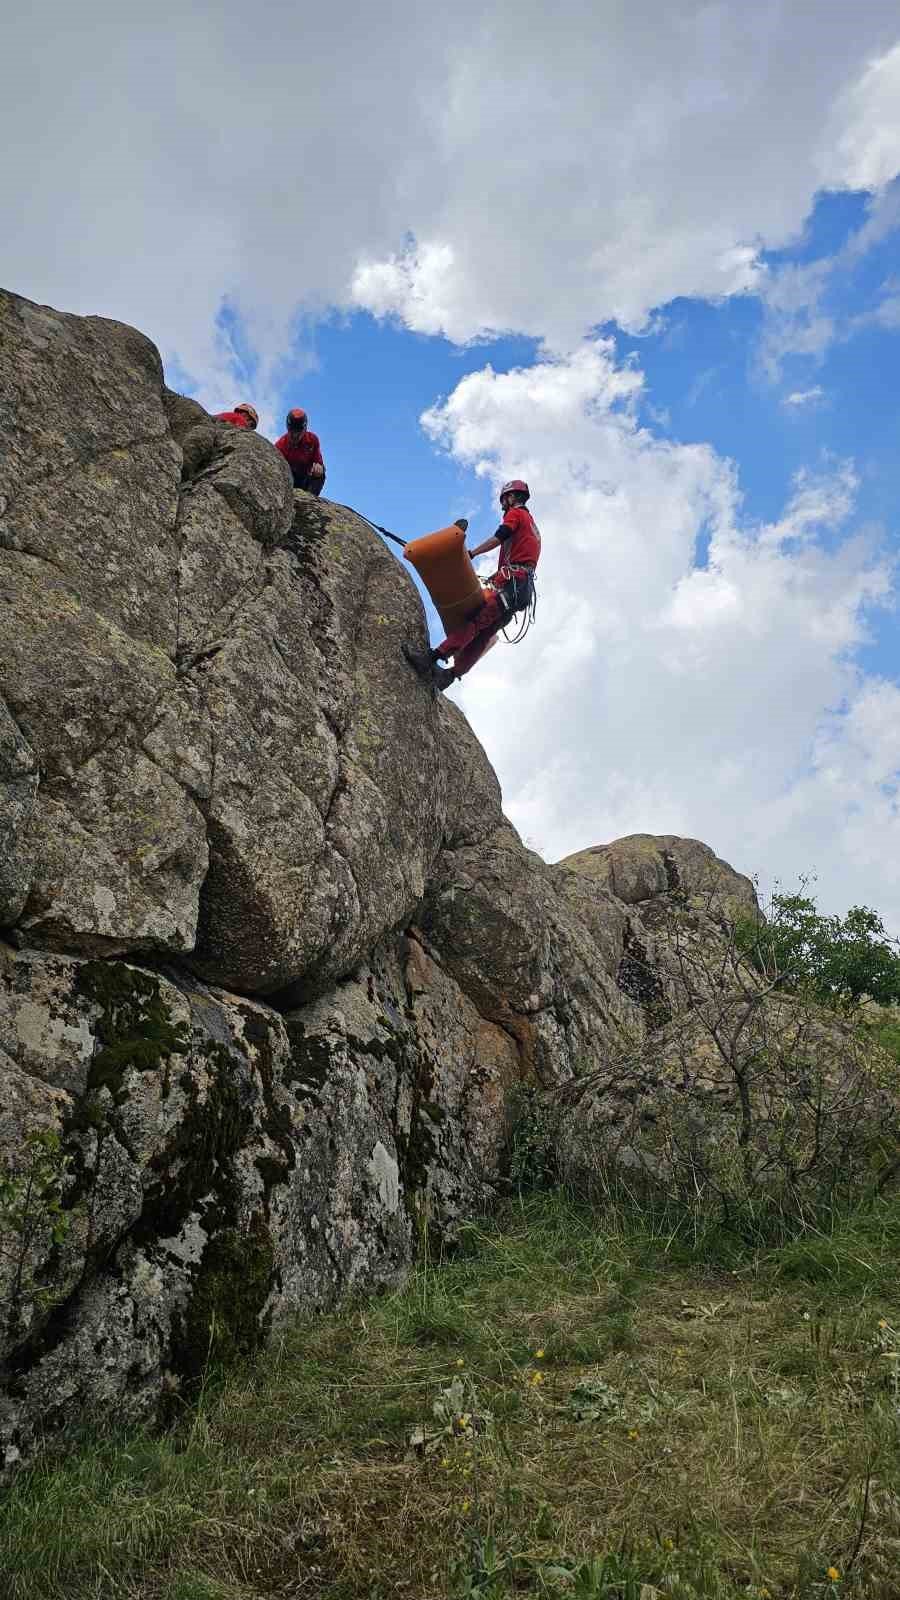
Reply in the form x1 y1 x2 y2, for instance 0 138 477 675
0 287 800 1471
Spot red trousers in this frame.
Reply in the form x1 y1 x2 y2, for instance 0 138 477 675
435 587 506 678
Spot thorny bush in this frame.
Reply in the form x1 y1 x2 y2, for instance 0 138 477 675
554 880 900 1241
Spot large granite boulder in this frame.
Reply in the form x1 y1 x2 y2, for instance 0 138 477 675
0 288 480 993
6 287 889 1476
0 938 522 1468
562 834 758 922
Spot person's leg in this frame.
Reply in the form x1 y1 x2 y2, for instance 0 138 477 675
404 591 503 687
451 613 506 677
404 599 489 679
433 617 477 661
309 476 324 497
434 591 501 660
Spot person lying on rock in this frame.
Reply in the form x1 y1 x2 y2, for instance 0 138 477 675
403 480 540 691
214 402 259 430
275 408 326 496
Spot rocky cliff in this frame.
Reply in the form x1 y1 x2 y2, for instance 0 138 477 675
0 288 764 1472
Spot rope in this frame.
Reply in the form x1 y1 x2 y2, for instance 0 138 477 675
333 501 408 548
336 500 538 646
501 576 537 645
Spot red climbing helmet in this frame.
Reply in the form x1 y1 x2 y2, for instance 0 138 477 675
234 402 259 428
500 479 530 503
286 407 307 429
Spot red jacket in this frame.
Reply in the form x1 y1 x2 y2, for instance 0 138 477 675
215 411 254 429
493 505 541 576
275 431 325 479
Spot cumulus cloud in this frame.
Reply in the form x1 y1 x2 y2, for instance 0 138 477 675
4 0 900 925
758 180 900 380
3 2 900 396
423 344 900 927
823 41 900 191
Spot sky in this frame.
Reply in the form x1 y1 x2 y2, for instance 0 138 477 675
3 1 900 929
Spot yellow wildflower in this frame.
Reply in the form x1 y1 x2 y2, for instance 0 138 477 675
627 1428 639 1440
535 1348 545 1359
827 1568 840 1582
877 1320 887 1330
460 1498 471 1513
456 1357 465 1366
530 1370 544 1386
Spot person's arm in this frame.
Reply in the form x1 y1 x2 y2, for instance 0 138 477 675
312 435 325 474
469 532 503 558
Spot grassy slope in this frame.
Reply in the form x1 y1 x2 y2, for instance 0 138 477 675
2 1193 899 1600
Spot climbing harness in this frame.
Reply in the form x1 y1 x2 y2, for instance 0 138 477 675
337 502 537 642
497 565 538 644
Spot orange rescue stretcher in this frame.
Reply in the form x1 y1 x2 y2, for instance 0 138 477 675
403 524 486 635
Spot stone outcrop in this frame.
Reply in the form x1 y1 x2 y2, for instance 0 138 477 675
4 286 865 1474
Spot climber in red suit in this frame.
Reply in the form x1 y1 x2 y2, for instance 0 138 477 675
404 480 540 691
275 408 327 495
215 402 259 430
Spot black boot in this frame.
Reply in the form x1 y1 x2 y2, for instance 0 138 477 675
432 665 457 691
402 642 439 678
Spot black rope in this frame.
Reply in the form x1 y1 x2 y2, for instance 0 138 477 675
334 504 470 551
501 579 537 645
336 500 539 646
333 502 408 547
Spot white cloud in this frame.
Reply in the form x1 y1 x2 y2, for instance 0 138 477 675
4 0 900 930
823 42 900 191
757 181 900 380
424 344 900 929
3 3 900 397
784 387 826 409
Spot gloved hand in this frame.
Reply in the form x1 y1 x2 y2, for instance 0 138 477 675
310 462 325 477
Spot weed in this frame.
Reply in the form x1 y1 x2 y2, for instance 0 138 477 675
2 1191 899 1598
0 1129 75 1343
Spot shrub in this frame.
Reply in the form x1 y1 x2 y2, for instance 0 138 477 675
735 885 900 1011
502 1085 563 1195
557 887 900 1241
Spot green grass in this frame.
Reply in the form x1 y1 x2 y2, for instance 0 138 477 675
2 1190 899 1599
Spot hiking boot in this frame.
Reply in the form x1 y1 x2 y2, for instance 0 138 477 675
432 665 457 692
402 643 438 678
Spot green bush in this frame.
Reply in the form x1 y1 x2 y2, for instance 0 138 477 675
502 1086 562 1194
736 886 900 1011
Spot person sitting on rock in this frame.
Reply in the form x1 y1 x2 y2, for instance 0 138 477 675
215 402 259 430
404 480 540 691
275 408 326 495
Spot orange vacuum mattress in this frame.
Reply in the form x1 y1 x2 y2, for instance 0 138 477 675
404 525 485 634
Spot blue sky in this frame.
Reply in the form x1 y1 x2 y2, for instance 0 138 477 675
4 0 900 927
238 182 900 702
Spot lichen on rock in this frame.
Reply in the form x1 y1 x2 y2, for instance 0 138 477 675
2 286 893 1478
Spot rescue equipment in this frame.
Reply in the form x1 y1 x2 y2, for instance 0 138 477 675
403 525 486 634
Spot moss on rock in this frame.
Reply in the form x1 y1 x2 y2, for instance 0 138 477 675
74 961 190 1106
173 1215 275 1379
